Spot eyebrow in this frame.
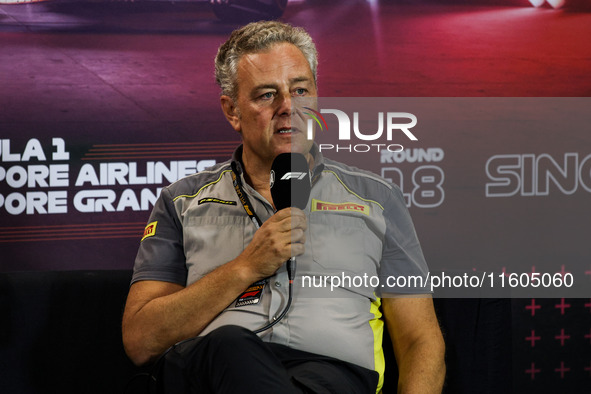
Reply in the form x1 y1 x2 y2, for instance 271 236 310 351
252 76 314 93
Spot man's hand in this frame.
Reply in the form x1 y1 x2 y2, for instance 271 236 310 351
122 207 307 366
237 207 307 281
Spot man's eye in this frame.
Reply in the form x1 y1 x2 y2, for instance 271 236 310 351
294 88 307 96
261 92 274 100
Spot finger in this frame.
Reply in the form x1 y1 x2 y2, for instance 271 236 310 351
273 207 294 219
290 228 306 244
271 210 307 232
290 243 305 257
290 208 307 226
289 215 307 233
275 207 306 219
289 207 305 216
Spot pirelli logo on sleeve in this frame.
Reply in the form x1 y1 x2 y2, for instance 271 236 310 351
141 221 158 241
311 199 369 215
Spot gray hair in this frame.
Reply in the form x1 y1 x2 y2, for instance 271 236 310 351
215 21 318 101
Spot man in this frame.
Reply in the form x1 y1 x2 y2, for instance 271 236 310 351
122 21 445 393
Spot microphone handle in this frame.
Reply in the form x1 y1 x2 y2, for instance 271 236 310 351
287 256 296 281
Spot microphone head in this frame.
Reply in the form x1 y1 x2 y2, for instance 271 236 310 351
270 153 311 210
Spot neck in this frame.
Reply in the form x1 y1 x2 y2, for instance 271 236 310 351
241 155 273 202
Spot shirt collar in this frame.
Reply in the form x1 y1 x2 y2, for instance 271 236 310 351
231 143 325 178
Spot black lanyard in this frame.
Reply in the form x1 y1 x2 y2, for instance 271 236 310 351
230 161 297 335
230 161 263 230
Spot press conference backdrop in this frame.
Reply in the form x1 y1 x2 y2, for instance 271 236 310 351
1 98 590 392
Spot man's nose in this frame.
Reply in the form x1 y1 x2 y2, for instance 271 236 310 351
276 91 292 116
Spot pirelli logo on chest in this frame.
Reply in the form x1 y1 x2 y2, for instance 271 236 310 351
311 199 369 215
141 221 158 241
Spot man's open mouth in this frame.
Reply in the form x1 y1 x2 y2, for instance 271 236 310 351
276 127 298 134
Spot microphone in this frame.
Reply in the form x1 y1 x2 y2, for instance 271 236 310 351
270 152 311 211
270 153 311 281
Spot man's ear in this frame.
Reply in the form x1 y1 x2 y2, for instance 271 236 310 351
220 95 241 133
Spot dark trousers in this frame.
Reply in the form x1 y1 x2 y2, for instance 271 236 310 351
155 325 378 394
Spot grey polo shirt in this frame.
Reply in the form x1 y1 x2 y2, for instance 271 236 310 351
132 145 429 390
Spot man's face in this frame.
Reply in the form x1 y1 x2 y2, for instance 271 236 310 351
226 42 317 168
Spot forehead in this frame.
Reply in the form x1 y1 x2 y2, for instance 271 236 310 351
236 43 313 89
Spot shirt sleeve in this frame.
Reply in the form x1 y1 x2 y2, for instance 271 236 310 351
378 184 431 295
131 186 187 286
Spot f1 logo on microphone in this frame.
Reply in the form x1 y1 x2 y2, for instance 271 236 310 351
281 172 308 180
